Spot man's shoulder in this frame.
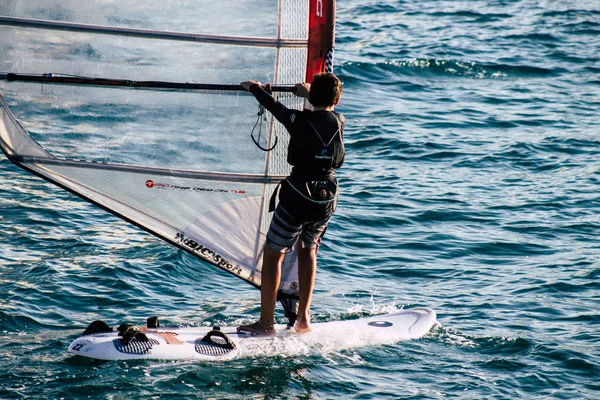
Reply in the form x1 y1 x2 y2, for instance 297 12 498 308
287 109 313 124
287 109 345 126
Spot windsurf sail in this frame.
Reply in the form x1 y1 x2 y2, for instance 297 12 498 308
0 1 336 322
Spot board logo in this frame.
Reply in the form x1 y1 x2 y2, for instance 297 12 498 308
367 321 393 328
175 232 243 275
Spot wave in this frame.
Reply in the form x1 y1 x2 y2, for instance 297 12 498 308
431 321 600 381
513 280 599 295
430 323 534 356
338 59 560 83
429 10 512 23
542 9 600 19
0 312 48 332
455 137 600 172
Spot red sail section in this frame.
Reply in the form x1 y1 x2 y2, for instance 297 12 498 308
306 0 335 82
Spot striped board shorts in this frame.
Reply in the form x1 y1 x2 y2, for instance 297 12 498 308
266 204 329 252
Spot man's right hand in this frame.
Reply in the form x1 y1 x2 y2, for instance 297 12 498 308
241 80 261 91
295 82 310 99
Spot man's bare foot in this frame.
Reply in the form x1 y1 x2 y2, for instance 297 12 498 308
237 320 276 336
294 320 312 334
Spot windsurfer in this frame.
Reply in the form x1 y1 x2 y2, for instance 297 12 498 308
238 73 345 335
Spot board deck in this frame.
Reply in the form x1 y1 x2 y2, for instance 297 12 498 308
68 308 436 360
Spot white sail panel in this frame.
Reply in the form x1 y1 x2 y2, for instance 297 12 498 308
25 160 280 287
0 1 282 37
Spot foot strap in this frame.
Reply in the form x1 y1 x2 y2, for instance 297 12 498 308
200 326 236 350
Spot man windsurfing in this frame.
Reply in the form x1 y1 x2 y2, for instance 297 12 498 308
238 72 345 334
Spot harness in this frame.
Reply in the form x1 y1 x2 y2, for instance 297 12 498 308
269 112 344 212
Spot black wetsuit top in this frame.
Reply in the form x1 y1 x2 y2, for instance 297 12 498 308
249 85 345 182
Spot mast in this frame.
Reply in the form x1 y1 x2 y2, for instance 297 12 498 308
306 0 336 81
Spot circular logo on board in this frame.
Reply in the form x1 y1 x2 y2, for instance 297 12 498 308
368 321 393 328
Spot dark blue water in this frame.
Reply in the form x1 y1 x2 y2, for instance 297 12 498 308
1 0 599 398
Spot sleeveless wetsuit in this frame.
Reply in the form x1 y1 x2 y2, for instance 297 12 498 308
249 84 345 252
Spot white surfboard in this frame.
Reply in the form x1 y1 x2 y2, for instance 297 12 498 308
67 308 436 361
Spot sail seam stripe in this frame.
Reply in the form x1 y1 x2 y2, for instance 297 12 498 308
17 157 285 183
0 16 308 48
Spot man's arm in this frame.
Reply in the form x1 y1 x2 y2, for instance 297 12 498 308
241 80 310 129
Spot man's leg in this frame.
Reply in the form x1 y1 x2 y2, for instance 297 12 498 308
237 248 285 335
295 244 317 333
259 248 285 329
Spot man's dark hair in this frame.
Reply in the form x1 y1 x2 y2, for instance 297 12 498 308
309 73 342 108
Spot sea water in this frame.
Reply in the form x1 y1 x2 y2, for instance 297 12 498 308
1 0 599 398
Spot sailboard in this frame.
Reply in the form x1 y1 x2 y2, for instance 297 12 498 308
68 308 437 361
0 1 337 323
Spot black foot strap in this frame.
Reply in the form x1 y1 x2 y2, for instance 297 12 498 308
117 324 149 346
200 326 236 350
82 320 113 336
